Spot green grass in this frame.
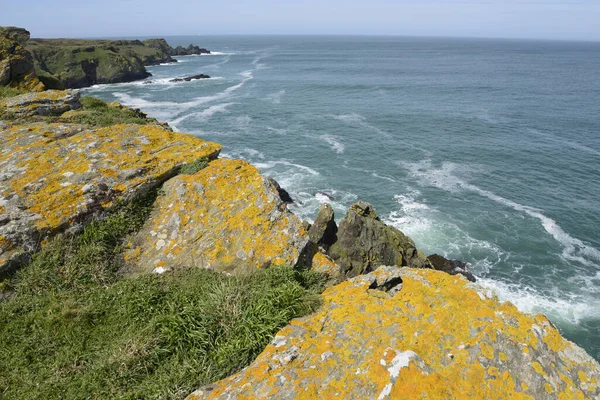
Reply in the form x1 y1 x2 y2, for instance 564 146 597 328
179 157 209 175
64 96 156 127
0 190 326 399
0 86 26 99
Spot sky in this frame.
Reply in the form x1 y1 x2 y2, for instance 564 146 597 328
2 0 600 41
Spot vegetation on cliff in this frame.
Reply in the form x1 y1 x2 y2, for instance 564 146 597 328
26 37 210 89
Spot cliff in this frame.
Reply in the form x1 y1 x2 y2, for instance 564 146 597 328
1 32 599 398
25 37 210 89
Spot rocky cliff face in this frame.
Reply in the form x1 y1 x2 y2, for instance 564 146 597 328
0 91 221 274
23 36 210 89
0 27 45 91
189 267 600 399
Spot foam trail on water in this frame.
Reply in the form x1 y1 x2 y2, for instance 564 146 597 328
529 128 600 157
253 160 319 176
476 277 600 325
331 113 391 138
319 135 345 154
169 102 234 128
265 89 286 104
403 159 600 267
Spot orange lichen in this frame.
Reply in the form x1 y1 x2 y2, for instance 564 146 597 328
188 268 600 399
0 122 221 266
127 159 308 274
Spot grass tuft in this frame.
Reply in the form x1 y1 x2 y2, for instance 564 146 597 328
64 96 156 127
179 157 209 175
0 86 26 99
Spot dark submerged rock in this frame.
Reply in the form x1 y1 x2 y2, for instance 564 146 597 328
427 254 476 282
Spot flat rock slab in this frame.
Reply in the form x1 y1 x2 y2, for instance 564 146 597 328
0 122 221 272
189 267 600 399
126 158 310 275
1 90 81 117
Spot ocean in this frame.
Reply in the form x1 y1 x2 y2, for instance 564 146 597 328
85 35 600 359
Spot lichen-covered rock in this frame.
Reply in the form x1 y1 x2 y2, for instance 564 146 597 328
125 159 313 275
327 201 431 278
0 122 221 273
1 90 81 117
189 267 600 399
0 27 44 91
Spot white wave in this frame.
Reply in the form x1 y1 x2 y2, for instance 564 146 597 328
265 89 285 104
169 102 234 127
319 135 345 154
204 51 236 56
403 159 600 266
477 277 600 326
331 112 391 138
529 128 600 157
371 173 396 183
115 71 253 117
253 160 320 176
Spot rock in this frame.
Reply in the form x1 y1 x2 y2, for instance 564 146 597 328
307 203 337 249
0 27 44 91
1 90 81 117
266 177 293 203
125 159 313 275
327 201 430 278
0 122 221 274
169 74 211 82
188 267 600 399
0 26 30 45
428 253 476 282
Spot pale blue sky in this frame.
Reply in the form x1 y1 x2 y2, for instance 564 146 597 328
2 0 599 41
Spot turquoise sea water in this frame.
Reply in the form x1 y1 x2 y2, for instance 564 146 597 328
85 36 600 359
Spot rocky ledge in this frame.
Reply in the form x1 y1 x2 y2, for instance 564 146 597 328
190 267 600 399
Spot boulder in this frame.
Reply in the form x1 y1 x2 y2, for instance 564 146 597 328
1 90 81 117
124 159 312 275
307 203 337 249
327 201 430 278
188 267 600 399
0 122 221 274
428 253 476 282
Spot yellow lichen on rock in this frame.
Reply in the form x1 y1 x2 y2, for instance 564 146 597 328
0 121 221 271
188 267 600 399
126 158 311 275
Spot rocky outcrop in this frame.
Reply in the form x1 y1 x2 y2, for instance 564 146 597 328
125 159 319 275
143 39 210 57
169 74 211 82
1 90 81 117
188 267 600 399
307 203 337 249
327 201 431 278
0 118 221 274
0 27 45 91
27 39 153 89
